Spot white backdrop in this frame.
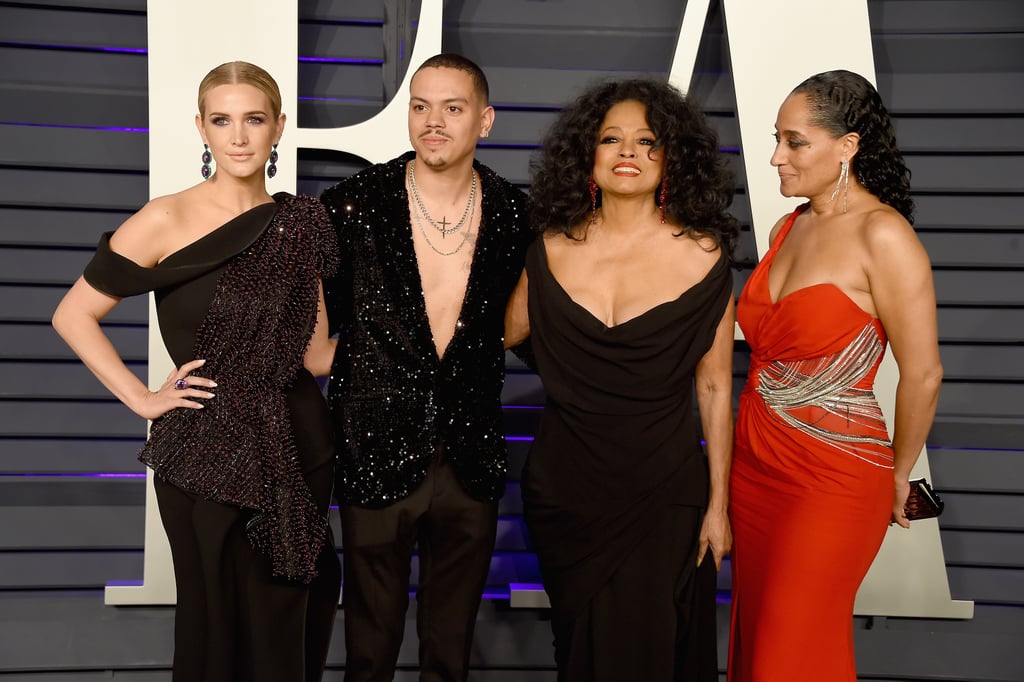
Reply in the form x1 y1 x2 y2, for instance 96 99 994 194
110 0 971 620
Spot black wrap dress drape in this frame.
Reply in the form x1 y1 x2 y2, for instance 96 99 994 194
522 237 732 681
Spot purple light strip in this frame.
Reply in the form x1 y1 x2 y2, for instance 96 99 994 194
928 445 1024 452
509 581 544 591
298 57 383 65
508 584 731 605
482 587 511 600
0 472 144 478
297 96 371 103
0 121 147 133
307 19 385 27
4 41 380 64
2 40 146 54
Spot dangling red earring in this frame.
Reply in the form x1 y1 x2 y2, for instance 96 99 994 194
658 178 668 224
589 177 599 224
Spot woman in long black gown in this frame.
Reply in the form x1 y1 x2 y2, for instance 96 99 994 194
52 61 340 681
506 79 739 681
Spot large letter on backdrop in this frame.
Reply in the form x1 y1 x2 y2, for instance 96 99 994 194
107 0 443 606
122 0 970 619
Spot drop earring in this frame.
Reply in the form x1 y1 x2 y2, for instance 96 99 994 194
658 178 668 224
829 159 850 213
200 144 212 180
589 177 599 224
267 144 278 179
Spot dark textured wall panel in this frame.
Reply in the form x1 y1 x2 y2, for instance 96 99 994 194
0 125 147 171
940 345 1024 381
0 5 144 49
0 551 142 588
936 308 1024 343
0 400 145 438
0 323 146 361
0 168 147 211
915 195 1024 229
0 361 147 399
866 0 1024 33
921 233 1024 268
0 437 144 472
0 208 134 247
0 248 94 285
0 285 147 323
0 1 1022 680
894 117 1024 153
930 448 1024 493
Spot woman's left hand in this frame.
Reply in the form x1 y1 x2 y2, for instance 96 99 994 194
698 507 732 570
891 479 912 528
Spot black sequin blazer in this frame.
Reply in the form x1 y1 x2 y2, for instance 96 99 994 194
321 152 532 507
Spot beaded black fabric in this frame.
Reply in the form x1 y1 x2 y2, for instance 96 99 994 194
321 152 533 507
86 194 339 583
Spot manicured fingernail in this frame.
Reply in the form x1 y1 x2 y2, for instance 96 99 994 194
210 382 218 387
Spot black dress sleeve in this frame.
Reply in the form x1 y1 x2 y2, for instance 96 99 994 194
82 232 160 298
304 196 340 279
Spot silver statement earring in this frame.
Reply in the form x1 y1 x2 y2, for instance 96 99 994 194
200 144 212 180
829 159 850 213
267 144 278 179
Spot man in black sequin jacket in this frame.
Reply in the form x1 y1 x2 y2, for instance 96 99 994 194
319 54 532 681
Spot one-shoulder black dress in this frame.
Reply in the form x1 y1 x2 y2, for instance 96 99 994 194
522 238 731 681
82 194 341 682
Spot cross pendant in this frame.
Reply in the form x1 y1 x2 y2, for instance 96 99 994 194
439 216 450 237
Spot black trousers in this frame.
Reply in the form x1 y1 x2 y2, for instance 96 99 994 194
155 369 341 680
155 463 341 682
340 447 498 682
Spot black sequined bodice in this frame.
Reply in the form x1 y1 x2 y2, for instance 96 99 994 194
83 194 340 581
321 152 532 506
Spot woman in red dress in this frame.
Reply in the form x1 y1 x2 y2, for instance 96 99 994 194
728 70 942 681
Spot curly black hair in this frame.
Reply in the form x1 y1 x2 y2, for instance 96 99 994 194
792 70 915 224
529 78 739 255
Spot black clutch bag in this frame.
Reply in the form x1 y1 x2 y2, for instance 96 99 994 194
904 477 945 520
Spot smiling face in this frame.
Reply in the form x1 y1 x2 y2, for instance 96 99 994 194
771 92 853 201
195 83 285 181
408 66 494 171
592 99 664 199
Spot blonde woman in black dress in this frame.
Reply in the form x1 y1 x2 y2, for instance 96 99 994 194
52 61 340 681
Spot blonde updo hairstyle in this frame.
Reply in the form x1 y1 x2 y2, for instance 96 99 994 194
197 61 282 119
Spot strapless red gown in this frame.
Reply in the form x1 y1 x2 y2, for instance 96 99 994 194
729 205 896 682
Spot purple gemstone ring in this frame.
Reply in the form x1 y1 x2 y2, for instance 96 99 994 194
174 379 188 391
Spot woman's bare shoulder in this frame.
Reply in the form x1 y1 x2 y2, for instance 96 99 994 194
108 190 193 266
859 203 919 252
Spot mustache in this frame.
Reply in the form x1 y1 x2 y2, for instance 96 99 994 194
419 130 453 140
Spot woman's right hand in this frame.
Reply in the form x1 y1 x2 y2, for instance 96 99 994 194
131 358 216 420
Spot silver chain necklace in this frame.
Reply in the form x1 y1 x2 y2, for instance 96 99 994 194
407 160 477 238
411 196 474 256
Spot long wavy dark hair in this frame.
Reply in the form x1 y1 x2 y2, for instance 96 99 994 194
792 70 915 224
529 78 739 255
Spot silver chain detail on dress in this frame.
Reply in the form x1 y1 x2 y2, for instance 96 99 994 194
756 322 894 468
408 159 477 238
